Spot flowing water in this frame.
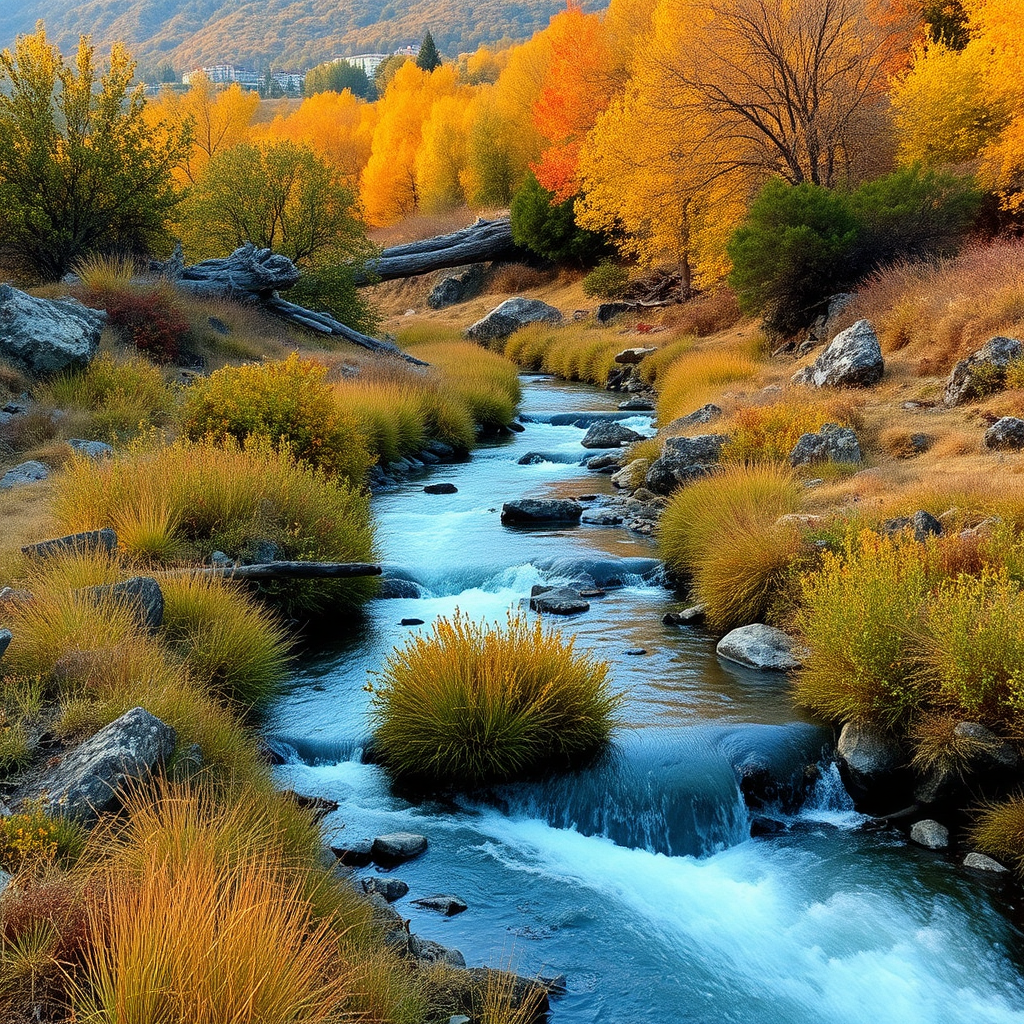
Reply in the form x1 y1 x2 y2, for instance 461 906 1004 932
269 375 1024 1024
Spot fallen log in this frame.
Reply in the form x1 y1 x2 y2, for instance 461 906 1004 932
174 561 383 581
355 218 515 283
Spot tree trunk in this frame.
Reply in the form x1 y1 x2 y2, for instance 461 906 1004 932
174 561 383 581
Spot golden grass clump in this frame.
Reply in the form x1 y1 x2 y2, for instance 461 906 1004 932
635 337 696 390
721 403 841 464
656 349 756 425
503 322 621 387
969 797 1024 875
371 611 620 789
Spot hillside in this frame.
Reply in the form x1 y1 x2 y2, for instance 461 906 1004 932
0 0 604 74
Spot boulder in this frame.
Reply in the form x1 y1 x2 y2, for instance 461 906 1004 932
0 460 49 489
963 852 1009 873
364 893 412 953
83 576 164 630
663 404 724 431
427 264 485 310
371 832 428 867
611 458 649 490
466 298 562 341
644 434 728 495
362 877 410 902
12 707 175 824
22 528 117 560
424 483 458 494
944 336 1023 407
619 397 655 411
984 417 1024 451
614 347 657 364
788 423 862 466
408 934 466 967
581 508 624 526
915 721 1018 806
501 499 582 525
457 969 549 1022
883 510 943 543
581 421 645 449
0 628 11 660
68 439 114 460
585 453 622 473
792 319 884 388
330 838 374 867
837 722 908 811
529 585 590 615
0 284 105 377
411 894 468 915
910 819 949 850
663 604 707 626
716 624 807 671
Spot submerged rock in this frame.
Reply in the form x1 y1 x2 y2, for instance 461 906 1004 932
529 585 590 615
663 604 707 626
371 832 428 866
501 499 582 525
424 482 458 494
716 624 807 671
411 894 468 915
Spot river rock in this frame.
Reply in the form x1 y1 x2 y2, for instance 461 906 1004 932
68 438 114 460
581 421 645 449
883 510 943 543
362 877 410 902
0 460 49 489
428 264 485 310
529 585 590 615
792 319 884 388
716 624 807 671
411 894 468 915
424 482 458 494
454 969 549 1022
582 507 624 525
644 434 728 495
963 852 1009 873
466 298 562 341
944 336 1023 407
586 453 622 472
614 347 657 364
663 404 724 432
11 707 175 824
611 458 648 489
984 417 1024 451
619 396 655 411
371 832 428 866
0 284 105 376
330 838 374 867
22 528 117 560
408 934 466 967
663 604 707 626
789 423 862 466
915 721 1019 806
501 499 582 525
0 628 11 660
365 893 411 953
910 819 949 850
82 576 164 630
837 722 908 810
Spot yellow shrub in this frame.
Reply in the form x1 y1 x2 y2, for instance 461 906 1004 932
721 403 841 464
656 349 756 424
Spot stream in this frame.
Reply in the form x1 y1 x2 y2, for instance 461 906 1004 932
269 374 1024 1024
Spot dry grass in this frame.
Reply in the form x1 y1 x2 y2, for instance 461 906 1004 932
661 288 742 337
656 349 757 425
503 322 621 386
970 797 1024 875
721 402 854 465
487 263 558 295
369 208 482 247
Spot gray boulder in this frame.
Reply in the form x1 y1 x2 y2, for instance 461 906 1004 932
22 528 117 560
362 877 410 902
466 298 562 341
837 722 908 810
585 453 622 473
663 604 707 626
644 434 728 495
408 935 466 967
883 510 943 543
614 347 656 364
915 721 1018 806
611 458 649 489
716 624 807 671
910 819 949 850
0 460 49 489
83 576 164 630
371 832 428 866
663 404 724 432
68 439 114 460
944 336 1023 407
789 423 862 466
411 894 468 915
424 482 458 494
581 508 624 525
792 319 884 388
581 421 645 449
984 417 1024 451
12 707 175 824
529 585 590 615
501 499 582 525
619 397 655 411
330 838 374 866
963 852 1009 873
0 285 105 377
427 264 485 310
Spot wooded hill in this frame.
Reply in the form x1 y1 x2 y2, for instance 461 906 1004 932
0 0 604 74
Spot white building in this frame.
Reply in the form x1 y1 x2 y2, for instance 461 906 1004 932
344 53 389 76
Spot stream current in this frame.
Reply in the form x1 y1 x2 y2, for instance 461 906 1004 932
269 375 1024 1024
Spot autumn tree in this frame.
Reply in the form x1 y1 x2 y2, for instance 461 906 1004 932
0 25 187 280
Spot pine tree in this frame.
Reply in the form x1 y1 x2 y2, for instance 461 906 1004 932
416 31 442 72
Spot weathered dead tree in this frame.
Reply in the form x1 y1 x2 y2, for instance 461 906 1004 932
355 218 515 283
178 561 383 581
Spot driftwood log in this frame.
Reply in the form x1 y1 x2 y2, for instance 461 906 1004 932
355 218 515 283
177 561 383 581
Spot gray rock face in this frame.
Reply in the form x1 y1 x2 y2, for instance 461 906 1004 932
716 624 807 671
0 285 105 377
963 852 1009 873
644 434 728 495
0 628 11 660
529 585 590 615
83 576 164 630
883 510 943 543
789 423 862 466
411 894 468 915
371 832 428 866
362 877 410 902
614 347 657 364
427 264 485 310
22 528 117 560
0 460 49 489
984 417 1024 451
12 707 175 824
68 439 114 460
501 499 582 525
466 297 562 341
793 320 884 388
910 819 949 850
663 404 723 431
581 421 645 449
944 336 1023 407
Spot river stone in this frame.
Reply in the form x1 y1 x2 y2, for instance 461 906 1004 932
0 460 49 489
23 528 117 560
619 396 655 411
0 284 105 376
12 707 175 824
792 319 884 388
663 404 724 433
371 832 428 866
663 604 707 626
408 934 466 967
331 838 374 867
644 434 728 495
501 499 582 525
611 458 648 489
788 423 862 466
586 453 621 472
716 624 806 671
529 585 590 615
466 298 562 341
411 894 468 915
362 877 410 902
581 421 645 449
457 969 549 1021
963 852 1009 873
944 336 1023 407
365 893 411 953
984 417 1024 451
837 722 908 810
581 508 624 525
83 576 164 630
424 482 458 494
0 628 11 660
910 819 949 850
68 438 114 460
614 347 657 364
883 510 943 543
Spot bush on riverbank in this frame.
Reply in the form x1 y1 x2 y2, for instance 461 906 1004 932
656 349 756 424
371 611 620 788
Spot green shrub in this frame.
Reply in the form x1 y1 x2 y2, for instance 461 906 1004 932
370 612 620 788
510 172 607 264
288 259 382 337
582 260 630 298
182 354 374 483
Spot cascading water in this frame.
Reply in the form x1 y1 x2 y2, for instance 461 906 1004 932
269 374 1024 1024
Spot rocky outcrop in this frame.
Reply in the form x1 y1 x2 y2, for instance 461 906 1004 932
0 461 49 489
501 499 583 525
792 319 884 388
643 434 727 495
581 421 645 449
984 417 1024 451
944 336 1023 407
788 424 862 466
427 264 485 309
716 624 807 671
0 285 105 377
11 707 175 824
466 298 562 341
